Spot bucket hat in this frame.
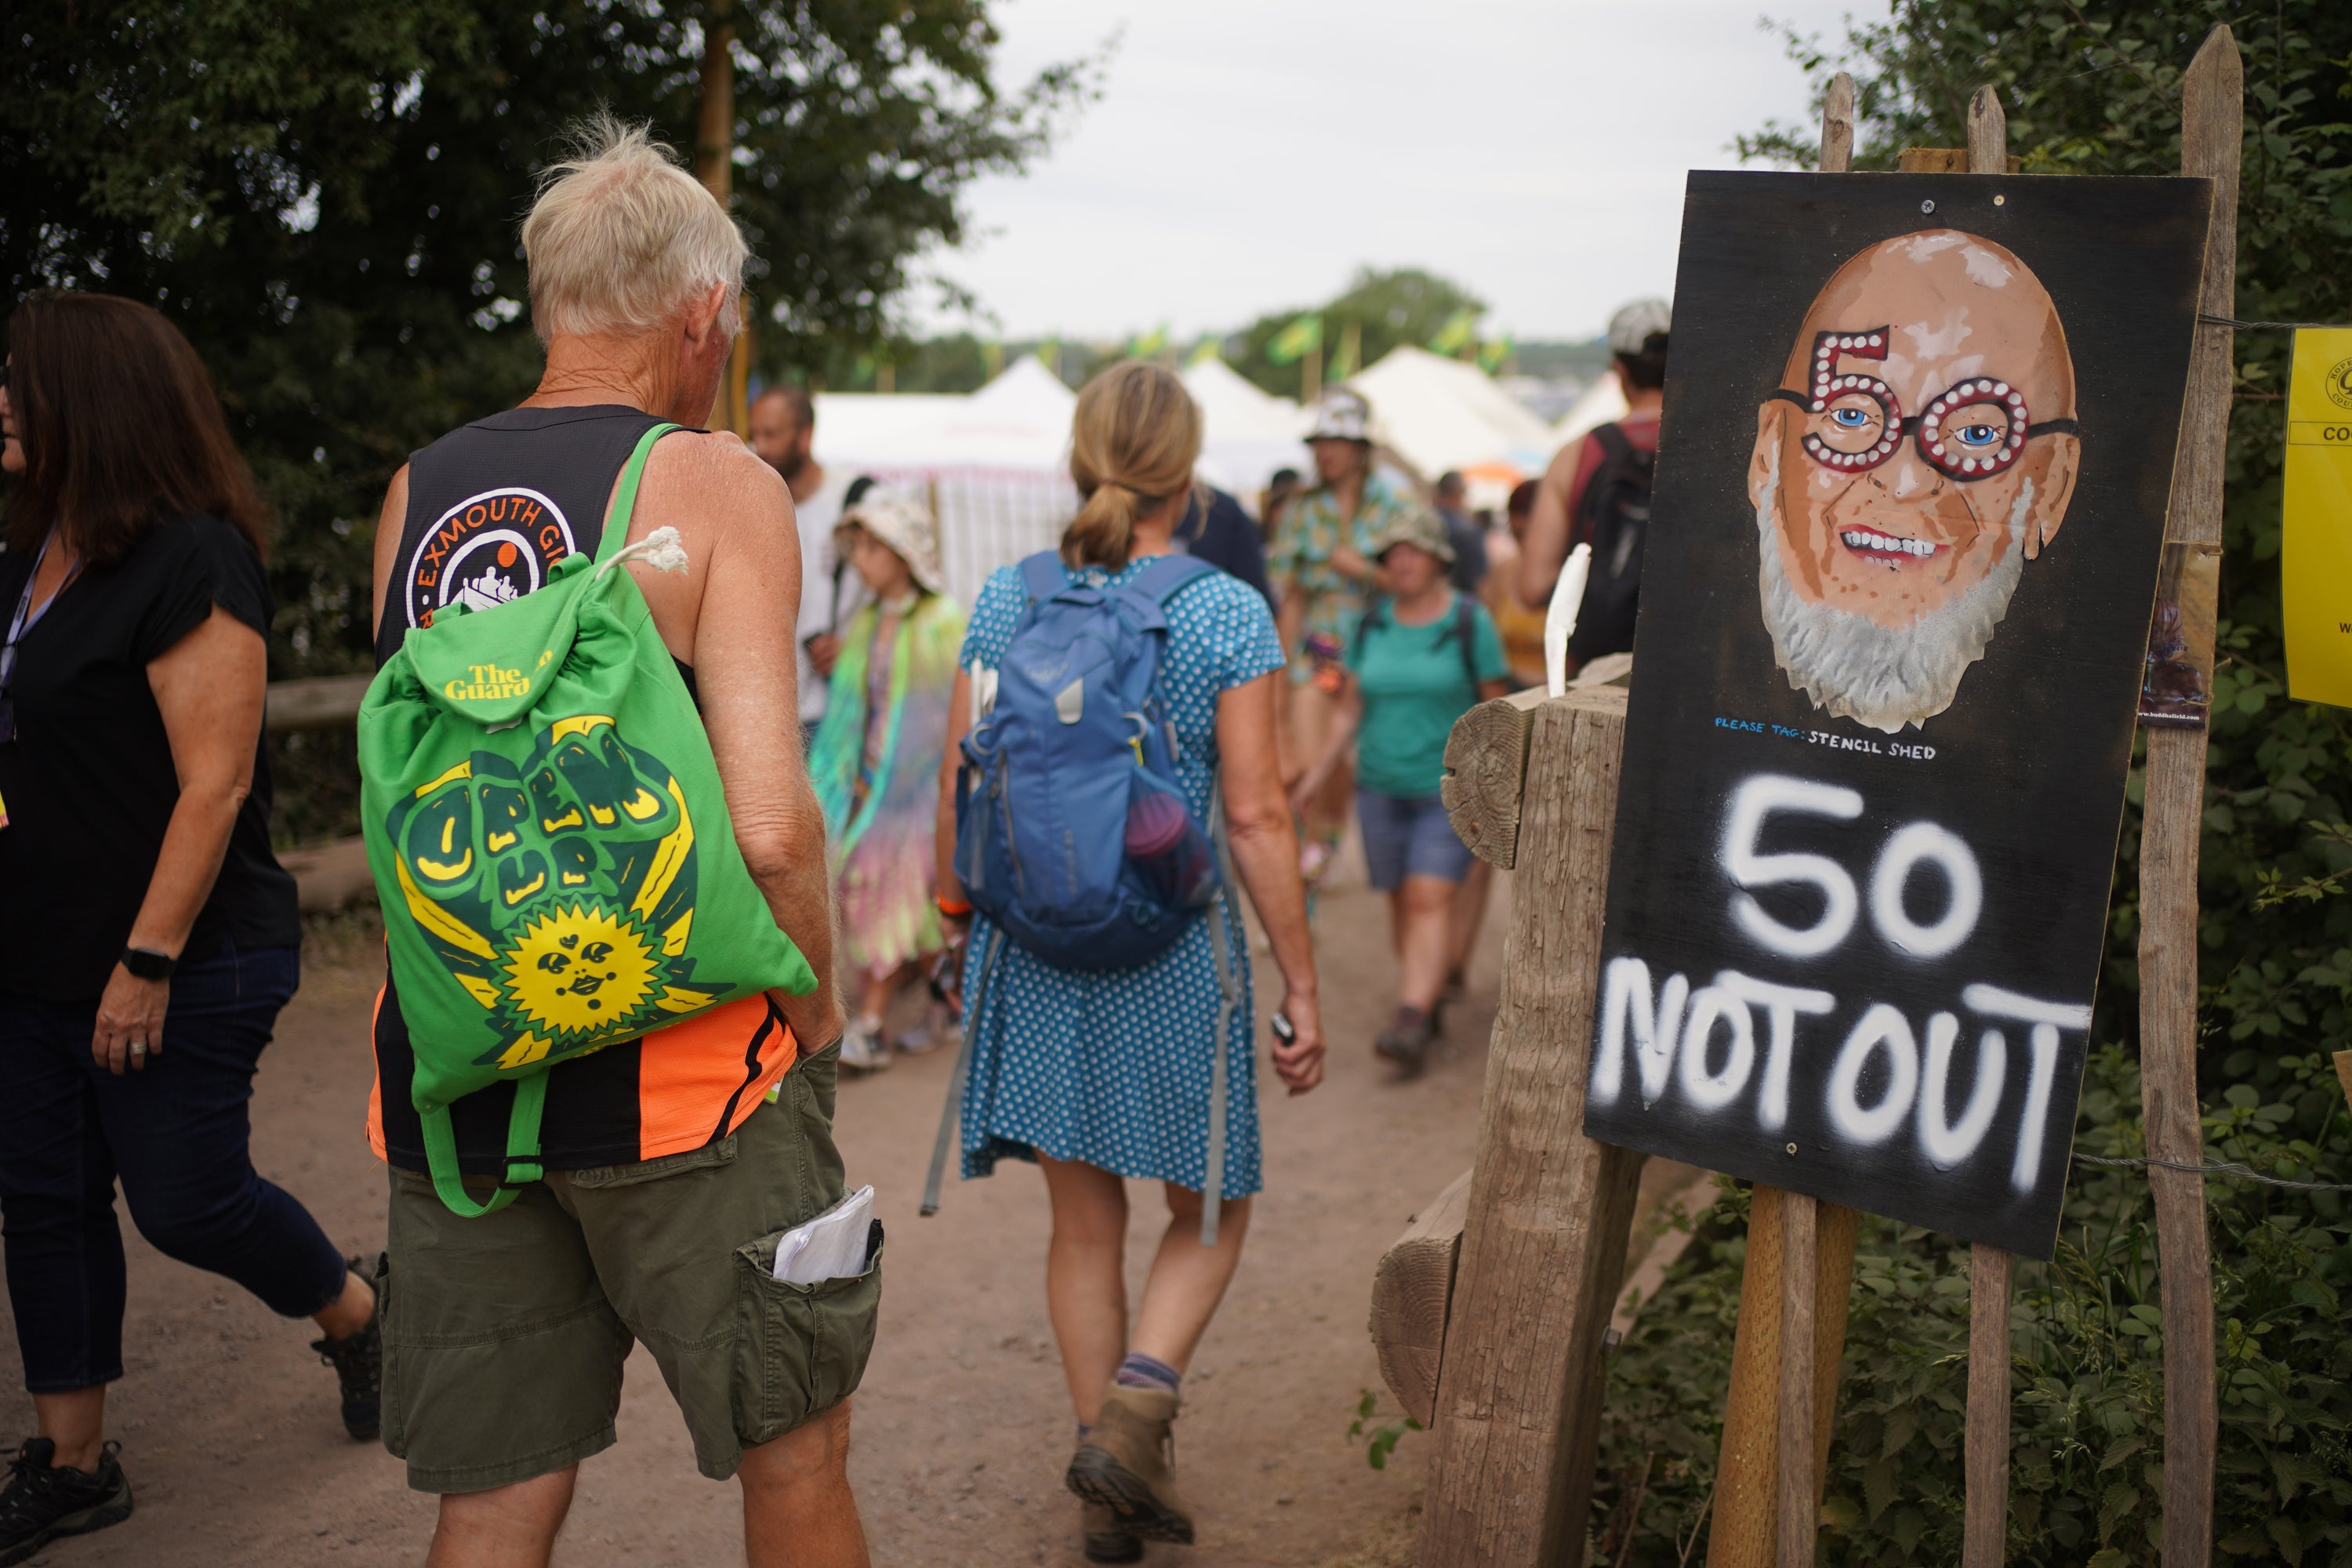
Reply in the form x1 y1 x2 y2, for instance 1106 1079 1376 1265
1305 388 1374 445
836 485 946 595
1606 297 1673 354
1367 505 1456 566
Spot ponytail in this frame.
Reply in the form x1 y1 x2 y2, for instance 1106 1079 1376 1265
1064 360 1203 572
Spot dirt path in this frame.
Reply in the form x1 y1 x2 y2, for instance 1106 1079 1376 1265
0 867 1504 1566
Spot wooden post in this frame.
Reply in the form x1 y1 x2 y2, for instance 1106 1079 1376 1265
1709 1193 1858 1567
1416 687 1647 1567
1960 82 2020 1568
1370 1167 1475 1428
2142 27 2240 1568
695 0 753 439
1708 76 1868 1568
1775 1192 1819 1568
1964 1246 2014 1567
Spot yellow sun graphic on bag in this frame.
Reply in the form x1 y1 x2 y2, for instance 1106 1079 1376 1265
498 903 660 1040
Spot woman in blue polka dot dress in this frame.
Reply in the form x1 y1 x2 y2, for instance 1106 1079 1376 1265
933 363 1326 1561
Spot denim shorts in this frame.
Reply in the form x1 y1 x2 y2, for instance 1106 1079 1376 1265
1356 789 1475 889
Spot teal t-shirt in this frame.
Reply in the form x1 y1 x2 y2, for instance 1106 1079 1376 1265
1346 592 1509 799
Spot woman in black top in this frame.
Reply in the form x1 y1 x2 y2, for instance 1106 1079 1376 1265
0 293 381 1556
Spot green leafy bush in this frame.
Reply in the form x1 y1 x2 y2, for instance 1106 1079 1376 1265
1592 1047 2350 1564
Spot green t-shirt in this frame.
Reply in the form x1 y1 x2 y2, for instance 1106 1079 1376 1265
1346 591 1510 799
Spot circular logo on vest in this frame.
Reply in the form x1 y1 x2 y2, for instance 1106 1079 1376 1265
405 488 575 628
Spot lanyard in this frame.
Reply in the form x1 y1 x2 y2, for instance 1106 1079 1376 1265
0 529 80 743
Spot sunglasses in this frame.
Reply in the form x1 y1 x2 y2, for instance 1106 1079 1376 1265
1768 328 2078 482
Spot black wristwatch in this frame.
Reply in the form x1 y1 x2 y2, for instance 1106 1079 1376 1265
120 946 177 981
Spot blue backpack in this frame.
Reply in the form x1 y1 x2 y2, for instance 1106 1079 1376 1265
927 549 1246 1247
951 550 1223 971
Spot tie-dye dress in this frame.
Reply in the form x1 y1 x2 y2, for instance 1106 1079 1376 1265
810 590 967 976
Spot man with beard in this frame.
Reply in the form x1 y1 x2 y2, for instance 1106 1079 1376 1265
1747 230 2082 733
750 385 861 744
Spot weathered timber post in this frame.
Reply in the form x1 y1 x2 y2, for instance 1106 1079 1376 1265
2142 28 2241 1567
1414 685 1646 1567
1708 75 1867 1568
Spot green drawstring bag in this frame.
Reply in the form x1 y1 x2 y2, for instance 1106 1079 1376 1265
359 423 817 1218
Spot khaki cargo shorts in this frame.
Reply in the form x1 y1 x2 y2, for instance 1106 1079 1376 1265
378 1044 882 1494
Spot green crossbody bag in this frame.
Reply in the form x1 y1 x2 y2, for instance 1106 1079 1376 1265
358 423 817 1218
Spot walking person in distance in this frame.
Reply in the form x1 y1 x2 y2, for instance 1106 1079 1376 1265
0 292 382 1563
931 361 1327 1562
1266 390 1415 888
807 486 966 1070
363 119 872 1567
1290 507 1510 1072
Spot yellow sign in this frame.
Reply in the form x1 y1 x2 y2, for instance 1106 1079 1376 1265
2285 328 2352 708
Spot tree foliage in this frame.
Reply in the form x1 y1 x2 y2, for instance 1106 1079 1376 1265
1231 267 1487 398
1584 5 2352 1560
0 0 1091 676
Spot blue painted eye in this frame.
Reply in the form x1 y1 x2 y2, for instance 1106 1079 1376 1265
1829 408 1872 429
1954 422 2003 447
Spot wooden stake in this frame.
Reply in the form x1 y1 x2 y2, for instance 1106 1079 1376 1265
1707 1194 1856 1568
1775 1192 1818 1568
1964 1245 2013 1567
2142 27 2241 1568
1957 89 2019 1568
1416 688 1647 1567
1820 73 1854 175
695 0 753 438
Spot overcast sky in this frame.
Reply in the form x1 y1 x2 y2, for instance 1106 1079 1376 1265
911 0 1864 346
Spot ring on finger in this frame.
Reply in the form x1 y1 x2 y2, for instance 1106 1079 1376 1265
128 1041 147 1058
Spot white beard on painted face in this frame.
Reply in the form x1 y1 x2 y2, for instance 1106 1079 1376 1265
1753 448 2031 735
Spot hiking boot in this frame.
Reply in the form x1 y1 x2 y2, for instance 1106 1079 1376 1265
1082 1502 1143 1563
1065 1385 1193 1544
0 1439 132 1566
838 1020 891 1073
1374 1007 1435 1076
311 1255 383 1441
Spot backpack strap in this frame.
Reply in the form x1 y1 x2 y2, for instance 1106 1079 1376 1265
594 422 684 566
1129 551 1218 606
1451 593 1481 691
1017 550 1069 608
1352 593 1389 664
1572 421 1636 550
920 927 1005 1220
419 1073 549 1218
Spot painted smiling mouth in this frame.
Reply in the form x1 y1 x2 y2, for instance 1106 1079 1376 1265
1838 527 1944 563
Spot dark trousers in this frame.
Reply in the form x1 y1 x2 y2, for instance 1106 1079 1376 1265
0 942 347 1392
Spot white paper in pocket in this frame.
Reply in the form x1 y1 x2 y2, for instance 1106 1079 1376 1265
771 1185 877 1285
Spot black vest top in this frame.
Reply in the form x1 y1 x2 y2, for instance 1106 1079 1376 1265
375 404 668 666
372 403 750 1174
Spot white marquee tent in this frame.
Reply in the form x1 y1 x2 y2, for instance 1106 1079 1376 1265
815 357 1080 608
1342 347 1563 500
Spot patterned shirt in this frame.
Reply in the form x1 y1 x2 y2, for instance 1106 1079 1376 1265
1266 474 1417 662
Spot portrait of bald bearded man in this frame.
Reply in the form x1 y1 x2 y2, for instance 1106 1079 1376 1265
1747 229 2082 734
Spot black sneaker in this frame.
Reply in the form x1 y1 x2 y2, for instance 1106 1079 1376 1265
311 1254 383 1441
0 1438 132 1566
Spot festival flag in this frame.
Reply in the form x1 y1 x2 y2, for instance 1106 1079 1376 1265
1476 335 1514 373
1267 313 1323 365
1328 319 1362 380
1187 336 1222 366
1127 321 1170 359
1428 309 1479 357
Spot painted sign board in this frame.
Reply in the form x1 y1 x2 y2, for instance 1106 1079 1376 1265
2284 326 2352 709
1583 172 2211 1259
